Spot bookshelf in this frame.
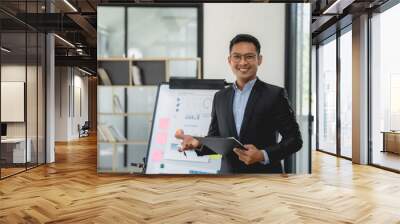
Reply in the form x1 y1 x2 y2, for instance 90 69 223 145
97 57 201 173
97 57 201 86
97 85 156 173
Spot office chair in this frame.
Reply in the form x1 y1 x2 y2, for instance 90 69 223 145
79 121 90 138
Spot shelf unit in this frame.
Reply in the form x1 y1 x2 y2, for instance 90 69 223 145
97 85 156 173
97 57 201 86
97 57 201 173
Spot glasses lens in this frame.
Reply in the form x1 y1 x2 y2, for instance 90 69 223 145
245 54 256 61
231 54 256 62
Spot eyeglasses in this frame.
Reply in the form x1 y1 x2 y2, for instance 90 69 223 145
230 53 258 63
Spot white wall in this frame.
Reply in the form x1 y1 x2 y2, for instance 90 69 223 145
74 74 89 122
203 3 286 87
55 67 68 141
72 73 89 138
1 65 26 81
55 67 89 141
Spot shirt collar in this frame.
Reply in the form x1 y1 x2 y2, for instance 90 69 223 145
233 77 257 92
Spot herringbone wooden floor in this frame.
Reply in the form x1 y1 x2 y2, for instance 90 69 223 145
1 135 400 223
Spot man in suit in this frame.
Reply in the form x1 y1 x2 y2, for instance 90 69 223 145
175 34 302 173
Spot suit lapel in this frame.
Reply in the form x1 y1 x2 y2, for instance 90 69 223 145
226 87 239 139
239 80 261 140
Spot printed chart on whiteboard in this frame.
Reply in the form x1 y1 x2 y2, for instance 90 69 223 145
145 83 222 174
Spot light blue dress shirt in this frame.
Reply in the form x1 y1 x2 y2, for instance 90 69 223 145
232 78 270 165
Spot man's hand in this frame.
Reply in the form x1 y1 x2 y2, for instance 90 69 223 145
174 129 200 151
233 144 265 165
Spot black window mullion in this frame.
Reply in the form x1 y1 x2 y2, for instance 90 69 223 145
316 45 319 151
336 30 341 157
25 0 28 171
36 0 39 167
44 0 48 165
367 11 373 165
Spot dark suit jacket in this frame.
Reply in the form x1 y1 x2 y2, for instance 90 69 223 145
197 79 303 173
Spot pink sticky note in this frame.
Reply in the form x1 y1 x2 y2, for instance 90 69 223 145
156 132 168 145
151 150 163 162
159 118 170 130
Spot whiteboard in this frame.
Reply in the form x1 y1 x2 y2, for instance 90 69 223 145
145 83 222 174
1 82 25 122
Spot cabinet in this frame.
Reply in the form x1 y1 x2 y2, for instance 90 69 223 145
97 86 157 173
382 131 400 154
1 138 32 165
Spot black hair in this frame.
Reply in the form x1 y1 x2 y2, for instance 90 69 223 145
229 34 261 54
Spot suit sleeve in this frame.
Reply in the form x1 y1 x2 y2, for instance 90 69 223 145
195 93 220 156
266 88 303 163
207 92 220 137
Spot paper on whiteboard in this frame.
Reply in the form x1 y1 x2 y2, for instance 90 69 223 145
146 84 221 174
163 142 209 163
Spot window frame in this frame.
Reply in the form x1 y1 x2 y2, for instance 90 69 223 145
315 24 353 161
368 0 400 173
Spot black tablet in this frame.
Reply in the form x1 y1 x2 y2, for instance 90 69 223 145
195 137 247 156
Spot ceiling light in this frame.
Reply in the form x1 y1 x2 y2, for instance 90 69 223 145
54 34 75 48
1 47 11 53
322 0 355 15
78 67 93 76
63 0 78 12
323 0 341 14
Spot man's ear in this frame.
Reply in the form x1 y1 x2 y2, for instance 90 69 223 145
227 55 231 64
258 54 263 65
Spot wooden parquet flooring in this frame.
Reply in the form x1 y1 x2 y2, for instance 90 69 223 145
1 135 400 223
1 167 26 178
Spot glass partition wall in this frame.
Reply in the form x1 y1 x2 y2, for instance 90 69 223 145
315 0 400 171
0 3 46 179
339 28 352 159
316 26 353 159
317 36 337 155
370 3 400 171
0 31 27 177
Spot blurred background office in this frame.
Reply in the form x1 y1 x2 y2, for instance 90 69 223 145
96 3 311 174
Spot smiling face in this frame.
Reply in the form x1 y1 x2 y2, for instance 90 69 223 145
228 41 262 83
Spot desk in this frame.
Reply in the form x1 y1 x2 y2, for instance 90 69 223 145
1 138 31 163
382 131 400 154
